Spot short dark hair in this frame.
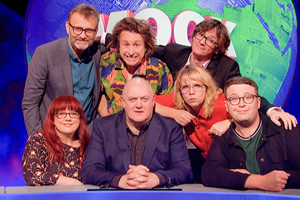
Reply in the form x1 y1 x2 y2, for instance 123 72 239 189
192 18 230 55
68 3 99 24
224 77 259 98
108 17 156 60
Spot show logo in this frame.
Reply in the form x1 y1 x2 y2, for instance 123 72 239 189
97 8 236 58
24 0 297 106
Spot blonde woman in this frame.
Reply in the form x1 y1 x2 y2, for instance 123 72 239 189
155 64 231 182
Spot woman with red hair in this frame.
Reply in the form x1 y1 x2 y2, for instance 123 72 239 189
22 95 90 186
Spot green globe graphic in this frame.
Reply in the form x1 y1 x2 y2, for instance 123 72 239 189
152 0 297 107
25 0 297 107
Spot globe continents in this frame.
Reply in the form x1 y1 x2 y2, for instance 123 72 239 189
24 0 297 106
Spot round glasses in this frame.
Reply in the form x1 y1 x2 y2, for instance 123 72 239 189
181 84 206 94
55 112 80 119
194 33 218 48
68 22 97 37
227 94 258 106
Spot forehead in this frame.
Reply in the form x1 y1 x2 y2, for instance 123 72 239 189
124 81 152 98
119 30 143 42
200 28 217 39
181 78 202 86
69 12 98 26
226 84 256 96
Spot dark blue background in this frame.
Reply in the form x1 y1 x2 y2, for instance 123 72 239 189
0 0 299 186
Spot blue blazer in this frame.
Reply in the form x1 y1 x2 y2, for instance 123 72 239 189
82 110 192 187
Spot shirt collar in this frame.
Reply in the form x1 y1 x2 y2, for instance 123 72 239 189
186 53 211 69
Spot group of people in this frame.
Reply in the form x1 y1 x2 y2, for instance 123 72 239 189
21 3 300 191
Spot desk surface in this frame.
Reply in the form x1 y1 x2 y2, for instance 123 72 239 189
0 187 4 194
4 184 300 196
1 185 300 200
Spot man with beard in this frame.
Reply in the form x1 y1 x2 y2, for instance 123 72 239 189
22 3 107 135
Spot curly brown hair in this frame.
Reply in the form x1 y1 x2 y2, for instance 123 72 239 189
192 18 230 55
108 17 156 60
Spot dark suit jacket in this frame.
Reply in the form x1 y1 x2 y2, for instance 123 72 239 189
153 43 273 112
202 113 300 189
22 37 107 135
82 110 192 187
154 43 240 90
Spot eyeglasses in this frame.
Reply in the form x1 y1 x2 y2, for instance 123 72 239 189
194 33 218 48
55 112 80 119
68 22 97 37
227 94 258 106
181 84 206 94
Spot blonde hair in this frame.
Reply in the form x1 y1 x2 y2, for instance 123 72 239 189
174 64 222 118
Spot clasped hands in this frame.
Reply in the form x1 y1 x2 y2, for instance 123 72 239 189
118 164 160 189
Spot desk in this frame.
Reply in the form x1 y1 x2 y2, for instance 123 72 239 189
2 184 300 200
0 187 4 194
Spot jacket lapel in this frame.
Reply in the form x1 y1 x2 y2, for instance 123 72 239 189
142 114 161 166
61 37 73 94
116 112 131 171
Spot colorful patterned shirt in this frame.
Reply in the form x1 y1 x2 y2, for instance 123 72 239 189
22 132 82 186
100 52 174 114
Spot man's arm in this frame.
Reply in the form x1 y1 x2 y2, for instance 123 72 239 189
153 122 192 186
244 171 290 192
97 94 111 117
22 46 48 135
153 45 167 62
82 118 120 187
267 107 298 130
201 135 250 189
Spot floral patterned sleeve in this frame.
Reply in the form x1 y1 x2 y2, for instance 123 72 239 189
22 132 59 186
157 60 174 95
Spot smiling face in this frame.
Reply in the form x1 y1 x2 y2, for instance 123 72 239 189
53 109 80 139
191 28 218 60
225 84 261 126
66 12 98 56
119 30 146 71
122 78 154 129
180 79 207 113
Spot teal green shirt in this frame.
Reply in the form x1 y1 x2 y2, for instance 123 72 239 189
234 121 263 174
68 41 95 123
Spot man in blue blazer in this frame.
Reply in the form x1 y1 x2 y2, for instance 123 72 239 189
22 4 107 136
82 77 192 189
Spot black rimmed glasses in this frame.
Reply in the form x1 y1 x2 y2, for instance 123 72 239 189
181 84 206 94
194 33 218 48
227 94 258 106
68 22 97 37
55 112 80 119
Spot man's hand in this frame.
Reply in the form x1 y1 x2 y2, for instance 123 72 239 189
118 165 159 189
269 108 298 130
209 119 231 136
245 170 290 192
118 174 138 189
98 94 111 117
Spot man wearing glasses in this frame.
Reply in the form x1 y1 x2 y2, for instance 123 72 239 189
201 76 300 192
22 3 107 136
154 18 297 131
